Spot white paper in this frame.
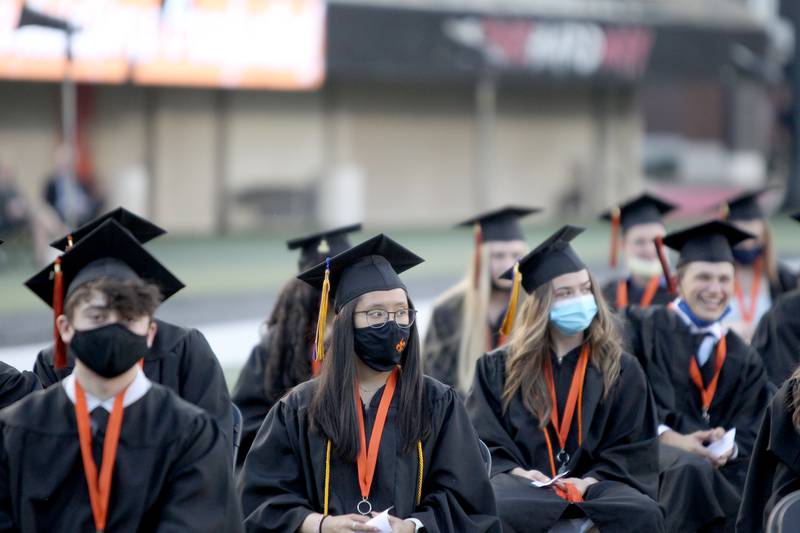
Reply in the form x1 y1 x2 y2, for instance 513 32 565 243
531 470 570 488
365 508 393 533
706 428 736 459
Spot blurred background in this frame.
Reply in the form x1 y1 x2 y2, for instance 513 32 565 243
0 0 799 385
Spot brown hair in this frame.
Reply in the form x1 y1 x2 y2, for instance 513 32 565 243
64 278 162 321
309 297 429 461
501 271 622 423
261 278 319 405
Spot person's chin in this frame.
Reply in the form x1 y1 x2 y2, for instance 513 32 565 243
693 299 727 321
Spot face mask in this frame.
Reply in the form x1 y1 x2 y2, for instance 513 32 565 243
627 256 663 278
354 321 410 372
732 246 763 266
549 295 598 335
69 323 149 378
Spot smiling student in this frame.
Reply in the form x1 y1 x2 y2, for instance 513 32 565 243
239 234 501 533
622 220 771 532
466 226 663 533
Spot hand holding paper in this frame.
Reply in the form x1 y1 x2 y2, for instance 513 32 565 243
706 428 735 460
365 508 394 533
531 470 571 488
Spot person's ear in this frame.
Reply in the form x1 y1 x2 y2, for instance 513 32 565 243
146 320 158 348
56 314 75 344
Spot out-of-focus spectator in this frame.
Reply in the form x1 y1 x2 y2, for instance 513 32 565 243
42 144 101 229
0 162 28 237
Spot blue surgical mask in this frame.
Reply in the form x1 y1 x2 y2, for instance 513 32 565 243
549 294 598 335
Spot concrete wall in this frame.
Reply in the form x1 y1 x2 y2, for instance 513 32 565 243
0 79 642 234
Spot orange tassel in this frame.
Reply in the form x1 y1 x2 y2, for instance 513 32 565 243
654 236 676 294
499 263 522 337
313 258 331 363
609 207 621 268
472 225 482 289
66 234 74 250
53 257 67 368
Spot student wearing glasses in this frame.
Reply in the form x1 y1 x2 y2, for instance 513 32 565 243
238 234 500 533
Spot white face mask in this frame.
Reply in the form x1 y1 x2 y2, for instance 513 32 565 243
627 256 663 278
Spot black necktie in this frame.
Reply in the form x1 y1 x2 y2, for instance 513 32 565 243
90 407 109 466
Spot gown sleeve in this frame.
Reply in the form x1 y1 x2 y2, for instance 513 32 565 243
232 343 271 466
409 386 501 533
155 413 244 533
176 329 234 447
238 397 315 533
0 362 41 410
465 352 526 475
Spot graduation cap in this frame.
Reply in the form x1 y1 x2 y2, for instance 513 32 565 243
297 234 424 362
498 225 587 336
719 187 775 221
655 220 754 294
600 193 676 269
457 206 540 288
791 211 800 224
26 219 184 368
50 207 166 251
457 206 540 242
286 223 362 271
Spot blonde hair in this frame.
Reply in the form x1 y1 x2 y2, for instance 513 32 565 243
454 244 494 392
790 366 800 430
501 271 622 424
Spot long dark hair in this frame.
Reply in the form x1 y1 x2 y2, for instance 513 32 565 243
309 296 429 461
262 278 319 405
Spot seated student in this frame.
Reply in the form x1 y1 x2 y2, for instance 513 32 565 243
719 189 798 342
0 219 241 532
424 207 536 394
749 212 800 386
0 239 41 408
736 366 800 532
232 224 361 466
30 208 233 444
622 220 772 532
599 193 676 311
466 225 663 533
239 234 501 533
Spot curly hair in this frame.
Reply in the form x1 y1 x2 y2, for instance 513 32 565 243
501 271 622 424
261 278 320 405
64 278 162 321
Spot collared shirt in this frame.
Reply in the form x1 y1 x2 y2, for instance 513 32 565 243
62 366 151 411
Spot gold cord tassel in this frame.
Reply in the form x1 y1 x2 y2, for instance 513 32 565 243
499 262 522 337
314 258 331 363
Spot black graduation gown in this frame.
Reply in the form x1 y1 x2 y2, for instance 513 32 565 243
0 382 242 532
238 376 501 533
232 331 315 467
770 263 798 300
0 362 40 409
466 347 663 533
736 378 800 532
32 319 234 446
751 289 800 387
600 277 673 312
423 289 465 388
623 305 772 531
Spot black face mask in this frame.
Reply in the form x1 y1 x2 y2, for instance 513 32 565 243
69 323 150 378
353 321 410 372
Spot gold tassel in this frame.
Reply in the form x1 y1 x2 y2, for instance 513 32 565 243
499 262 522 337
314 258 331 363
719 202 730 220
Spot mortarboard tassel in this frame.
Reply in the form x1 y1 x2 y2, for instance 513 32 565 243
66 234 74 250
313 257 331 363
718 202 730 220
499 262 522 337
472 224 482 289
654 236 676 294
609 206 621 269
53 257 67 368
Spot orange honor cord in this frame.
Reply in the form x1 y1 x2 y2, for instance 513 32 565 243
733 257 763 325
541 344 589 503
688 336 727 423
353 367 399 515
75 381 127 533
618 275 662 308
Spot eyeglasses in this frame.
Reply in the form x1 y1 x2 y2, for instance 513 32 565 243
354 308 417 329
